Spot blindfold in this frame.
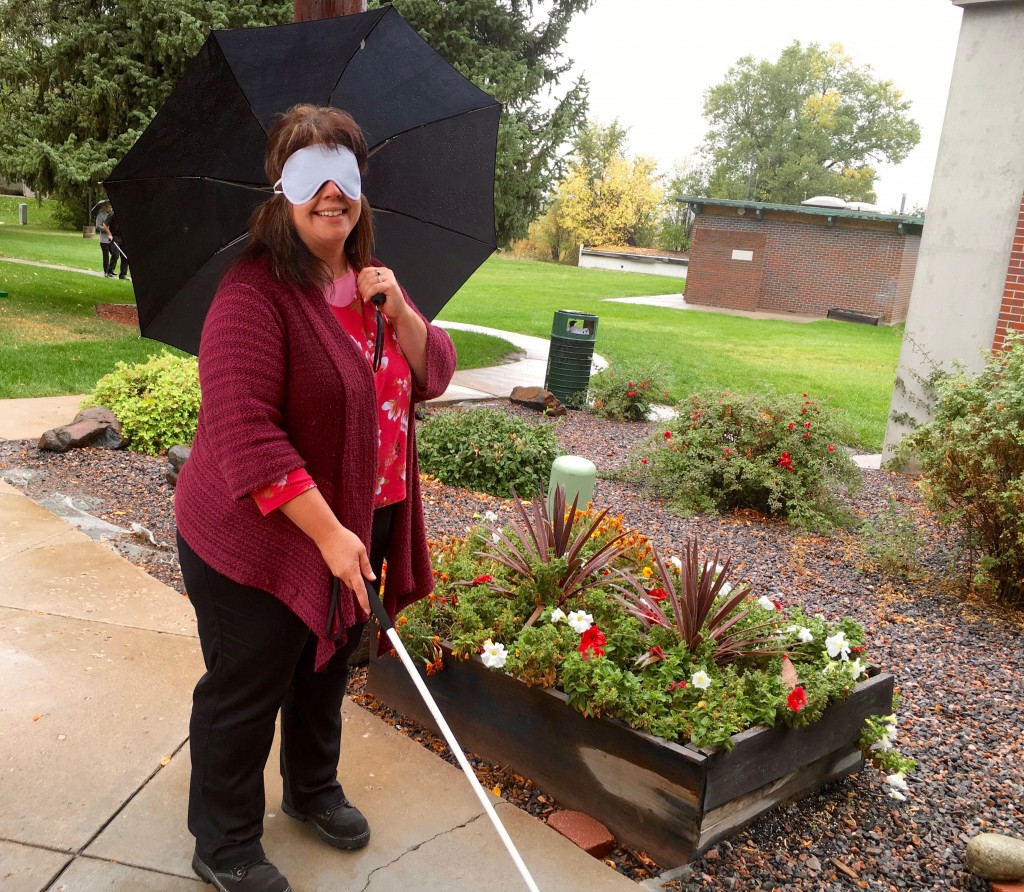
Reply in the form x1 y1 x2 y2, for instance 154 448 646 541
274 143 362 205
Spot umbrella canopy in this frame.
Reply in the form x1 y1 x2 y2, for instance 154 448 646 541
104 6 500 354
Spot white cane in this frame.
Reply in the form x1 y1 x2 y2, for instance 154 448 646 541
350 578 542 892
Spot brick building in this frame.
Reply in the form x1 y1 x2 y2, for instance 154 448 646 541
679 198 924 325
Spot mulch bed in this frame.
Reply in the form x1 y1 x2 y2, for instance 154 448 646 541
94 303 139 326
2 402 1022 890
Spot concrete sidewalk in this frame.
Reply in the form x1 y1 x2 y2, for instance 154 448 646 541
0 492 636 888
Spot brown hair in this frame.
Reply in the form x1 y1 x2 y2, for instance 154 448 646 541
240 104 375 290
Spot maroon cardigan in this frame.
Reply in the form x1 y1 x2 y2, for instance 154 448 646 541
175 253 456 670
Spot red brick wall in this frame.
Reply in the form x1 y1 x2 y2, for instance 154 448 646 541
685 210 921 324
992 191 1024 352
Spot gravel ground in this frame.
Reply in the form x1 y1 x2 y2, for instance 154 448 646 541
2 402 1022 891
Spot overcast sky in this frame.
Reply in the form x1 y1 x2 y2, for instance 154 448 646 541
561 0 964 213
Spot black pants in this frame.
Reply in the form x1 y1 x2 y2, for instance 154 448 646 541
100 242 113 274
177 506 394 868
110 239 129 277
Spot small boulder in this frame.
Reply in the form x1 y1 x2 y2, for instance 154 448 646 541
38 406 124 452
509 385 566 417
966 833 1024 881
546 810 614 858
165 444 192 487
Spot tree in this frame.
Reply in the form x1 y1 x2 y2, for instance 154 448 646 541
554 120 664 248
370 0 593 247
0 0 292 226
686 42 920 205
656 162 695 252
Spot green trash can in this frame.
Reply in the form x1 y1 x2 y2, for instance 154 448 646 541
544 309 598 405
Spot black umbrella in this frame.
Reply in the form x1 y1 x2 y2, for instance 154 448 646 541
103 5 499 355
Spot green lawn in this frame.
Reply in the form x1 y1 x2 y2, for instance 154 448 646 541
0 213 903 451
440 256 902 450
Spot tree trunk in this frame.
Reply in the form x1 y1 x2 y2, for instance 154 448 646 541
294 0 365 21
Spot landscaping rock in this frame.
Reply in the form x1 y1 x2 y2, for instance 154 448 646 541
967 833 1024 881
509 385 566 416
546 810 614 858
165 444 191 486
38 406 124 452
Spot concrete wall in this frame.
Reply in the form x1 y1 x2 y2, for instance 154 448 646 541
883 0 1024 463
684 209 920 324
578 248 688 279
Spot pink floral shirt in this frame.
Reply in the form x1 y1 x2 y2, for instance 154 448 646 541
251 268 412 515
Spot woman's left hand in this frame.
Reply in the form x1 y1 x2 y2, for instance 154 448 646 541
358 265 407 321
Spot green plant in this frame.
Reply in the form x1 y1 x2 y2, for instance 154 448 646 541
416 407 561 497
458 485 640 627
635 390 862 531
614 540 787 667
81 351 200 455
855 490 924 579
901 332 1024 606
394 510 907 778
587 362 671 421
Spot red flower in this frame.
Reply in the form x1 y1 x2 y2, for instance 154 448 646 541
627 390 637 398
773 599 784 611
788 422 795 430
472 574 493 585
804 421 812 428
664 431 672 439
802 393 808 398
640 458 649 465
800 407 807 414
628 381 636 388
787 686 808 713
668 680 688 692
778 452 793 469
578 625 607 660
648 587 669 602
828 444 835 452
723 448 731 456
802 432 810 439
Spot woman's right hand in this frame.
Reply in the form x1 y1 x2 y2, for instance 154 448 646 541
319 525 374 616
277 488 374 616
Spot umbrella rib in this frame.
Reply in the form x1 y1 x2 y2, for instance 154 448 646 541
366 105 501 159
372 207 495 250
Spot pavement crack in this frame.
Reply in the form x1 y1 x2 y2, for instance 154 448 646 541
359 812 487 891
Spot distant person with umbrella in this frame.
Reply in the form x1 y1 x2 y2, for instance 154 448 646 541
93 200 114 276
174 104 456 891
105 209 129 279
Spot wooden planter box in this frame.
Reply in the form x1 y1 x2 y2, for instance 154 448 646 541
366 644 895 866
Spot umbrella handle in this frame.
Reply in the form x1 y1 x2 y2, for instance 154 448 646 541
371 294 385 372
363 579 541 892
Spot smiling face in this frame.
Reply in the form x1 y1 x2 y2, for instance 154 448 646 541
290 179 362 277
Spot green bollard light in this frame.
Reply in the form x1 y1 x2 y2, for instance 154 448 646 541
547 455 597 517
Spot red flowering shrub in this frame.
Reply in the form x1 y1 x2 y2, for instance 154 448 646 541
636 391 861 531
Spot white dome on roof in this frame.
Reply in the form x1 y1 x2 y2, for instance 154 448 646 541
800 195 848 208
845 201 883 213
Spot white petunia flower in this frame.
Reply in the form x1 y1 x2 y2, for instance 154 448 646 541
849 657 867 679
549 608 567 624
888 788 907 802
825 630 851 661
691 669 712 690
669 556 683 571
480 640 508 669
886 773 909 792
757 595 776 611
798 626 814 643
719 581 733 596
483 510 499 523
491 531 501 544
567 610 594 633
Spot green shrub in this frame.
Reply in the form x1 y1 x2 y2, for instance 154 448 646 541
901 333 1024 606
637 391 862 531
82 351 200 455
587 362 671 422
855 489 924 579
417 407 562 497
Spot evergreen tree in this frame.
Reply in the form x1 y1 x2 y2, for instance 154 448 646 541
371 0 593 247
0 0 290 226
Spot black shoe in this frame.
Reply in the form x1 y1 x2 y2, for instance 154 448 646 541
191 851 291 892
282 798 371 850
118 274 127 279
103 272 114 277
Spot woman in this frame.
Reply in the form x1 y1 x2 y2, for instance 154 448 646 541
175 104 456 892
